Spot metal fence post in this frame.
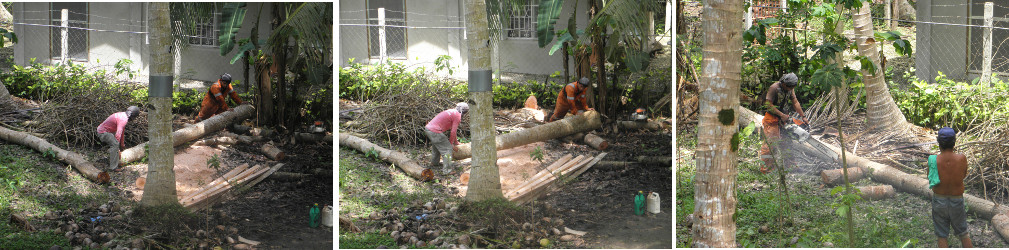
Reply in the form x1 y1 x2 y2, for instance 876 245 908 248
983 2 993 88
745 0 753 30
61 8 68 64
885 0 892 29
378 7 387 63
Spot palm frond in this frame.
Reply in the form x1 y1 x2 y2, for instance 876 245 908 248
267 2 332 63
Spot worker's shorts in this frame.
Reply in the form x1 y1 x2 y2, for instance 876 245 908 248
424 129 454 169
932 195 969 238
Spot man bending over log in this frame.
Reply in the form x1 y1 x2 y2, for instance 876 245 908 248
759 73 808 174
548 77 594 122
196 73 243 122
426 102 468 174
97 106 140 171
930 127 973 248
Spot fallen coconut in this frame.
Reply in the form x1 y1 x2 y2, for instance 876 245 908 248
560 235 575 242
551 228 561 235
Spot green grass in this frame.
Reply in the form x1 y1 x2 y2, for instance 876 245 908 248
676 127 985 248
339 147 452 248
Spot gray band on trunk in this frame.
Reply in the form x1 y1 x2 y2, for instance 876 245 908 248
148 75 173 97
467 70 493 92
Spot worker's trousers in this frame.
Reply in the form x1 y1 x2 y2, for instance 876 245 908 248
425 129 454 173
98 132 120 170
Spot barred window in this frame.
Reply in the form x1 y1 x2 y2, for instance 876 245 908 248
49 3 88 62
507 1 537 39
186 5 222 47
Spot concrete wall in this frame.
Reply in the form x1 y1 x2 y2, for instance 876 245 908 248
13 3 275 84
916 0 969 82
338 0 590 78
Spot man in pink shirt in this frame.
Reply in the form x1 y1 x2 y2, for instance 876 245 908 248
425 102 468 174
97 106 140 171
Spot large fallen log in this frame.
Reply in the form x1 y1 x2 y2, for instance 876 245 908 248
339 133 433 181
737 106 1009 240
121 104 255 164
453 111 602 160
0 126 106 183
617 120 663 131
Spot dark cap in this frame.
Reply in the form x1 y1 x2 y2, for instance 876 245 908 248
938 127 956 140
780 73 798 87
126 106 140 119
221 73 232 84
578 77 589 86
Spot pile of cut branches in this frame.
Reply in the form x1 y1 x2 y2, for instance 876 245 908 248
960 114 1009 198
27 85 148 148
351 78 469 146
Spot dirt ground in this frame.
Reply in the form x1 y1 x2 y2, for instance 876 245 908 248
106 116 335 248
423 129 673 248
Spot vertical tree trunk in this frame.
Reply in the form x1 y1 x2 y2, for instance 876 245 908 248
274 3 287 129
464 0 503 201
691 0 742 247
830 5 850 113
563 42 570 83
853 4 909 133
141 2 179 207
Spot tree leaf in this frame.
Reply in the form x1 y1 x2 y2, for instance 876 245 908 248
858 56 877 74
812 63 845 87
741 121 756 138
218 2 248 56
535 0 564 48
835 204 849 218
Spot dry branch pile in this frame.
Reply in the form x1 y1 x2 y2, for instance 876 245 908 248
27 85 147 148
960 115 1009 197
350 78 468 146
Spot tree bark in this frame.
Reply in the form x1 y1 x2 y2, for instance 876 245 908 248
463 0 502 201
853 4 910 133
821 167 866 186
452 111 602 160
691 0 742 247
0 126 105 183
339 133 432 181
583 133 608 150
856 185 896 200
120 104 255 164
274 3 287 129
141 2 179 207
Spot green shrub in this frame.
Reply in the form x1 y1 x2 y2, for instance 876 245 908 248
891 70 1009 130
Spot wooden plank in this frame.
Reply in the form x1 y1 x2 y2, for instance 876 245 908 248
182 165 264 206
569 152 608 179
244 163 285 188
505 155 584 199
181 163 249 200
512 156 594 204
185 165 270 210
508 155 591 201
505 154 573 197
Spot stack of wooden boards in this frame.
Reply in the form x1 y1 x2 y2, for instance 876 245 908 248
180 163 285 211
505 152 607 204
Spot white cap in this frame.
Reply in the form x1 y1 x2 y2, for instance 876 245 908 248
456 102 469 114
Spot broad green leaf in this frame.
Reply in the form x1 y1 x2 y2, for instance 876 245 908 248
835 204 849 218
535 0 564 48
812 63 845 87
229 41 257 64
759 17 779 26
858 56 877 74
548 29 583 55
218 2 248 56
567 0 579 41
894 39 912 56
741 121 756 137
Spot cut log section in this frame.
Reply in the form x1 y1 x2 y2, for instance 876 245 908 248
593 161 640 169
193 136 238 147
237 135 265 144
454 111 602 160
0 126 106 183
856 185 896 200
635 156 672 166
583 133 608 150
260 143 286 160
339 133 433 181
821 167 866 186
617 120 663 131
294 132 333 144
121 104 255 164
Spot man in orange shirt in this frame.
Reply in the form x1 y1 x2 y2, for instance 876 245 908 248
548 77 594 122
931 127 973 248
759 73 807 174
196 73 243 122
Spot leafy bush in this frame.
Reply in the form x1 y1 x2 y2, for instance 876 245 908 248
891 70 1009 130
339 58 429 101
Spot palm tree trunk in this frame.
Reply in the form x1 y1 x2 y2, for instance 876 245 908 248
691 0 742 247
853 4 909 132
141 2 179 207
464 0 503 201
274 3 287 129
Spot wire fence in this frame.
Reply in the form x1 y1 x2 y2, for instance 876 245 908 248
684 0 1009 86
339 6 671 85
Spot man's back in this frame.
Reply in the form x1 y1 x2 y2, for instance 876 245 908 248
934 151 968 196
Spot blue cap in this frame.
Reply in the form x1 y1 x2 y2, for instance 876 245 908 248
938 127 956 140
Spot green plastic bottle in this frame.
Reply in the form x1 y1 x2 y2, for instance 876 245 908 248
309 203 321 228
634 191 646 215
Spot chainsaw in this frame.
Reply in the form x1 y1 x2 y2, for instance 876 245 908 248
782 113 810 142
630 108 648 122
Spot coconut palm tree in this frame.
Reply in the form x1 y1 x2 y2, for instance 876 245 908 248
691 0 742 247
465 0 505 201
141 2 179 207
852 4 910 133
